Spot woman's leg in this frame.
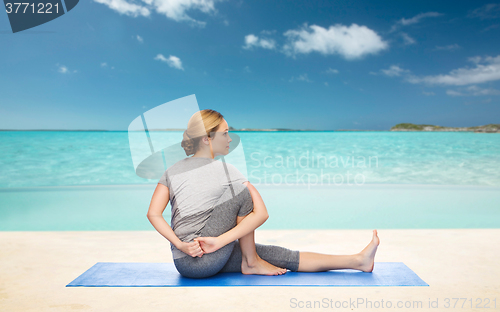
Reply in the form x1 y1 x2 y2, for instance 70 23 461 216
220 229 380 273
218 184 380 274
297 229 380 272
219 238 301 273
225 182 287 275
219 182 300 274
236 216 287 275
224 184 379 274
173 241 236 278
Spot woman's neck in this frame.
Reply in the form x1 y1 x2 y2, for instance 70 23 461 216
191 153 214 159
192 151 214 159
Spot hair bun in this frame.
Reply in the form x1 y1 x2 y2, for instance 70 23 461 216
181 130 195 156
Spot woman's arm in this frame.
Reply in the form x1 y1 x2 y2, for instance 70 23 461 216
195 181 269 253
147 183 204 257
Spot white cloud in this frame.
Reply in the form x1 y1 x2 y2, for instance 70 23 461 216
56 64 77 74
144 0 221 27
463 98 493 105
154 54 184 70
243 66 251 73
406 55 500 86
93 0 225 27
390 12 443 32
400 32 416 45
381 65 410 77
136 35 143 43
101 62 114 69
325 68 339 74
468 56 482 64
422 91 435 96
282 23 388 60
446 85 500 96
58 66 69 73
243 34 276 50
468 3 500 20
399 12 443 26
435 44 460 51
289 73 313 83
93 0 151 17
482 24 500 32
260 29 277 35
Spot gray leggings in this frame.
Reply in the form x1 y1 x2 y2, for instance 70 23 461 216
173 182 300 279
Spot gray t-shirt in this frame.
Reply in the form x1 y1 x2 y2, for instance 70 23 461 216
158 156 250 259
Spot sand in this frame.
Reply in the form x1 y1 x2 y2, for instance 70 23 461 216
0 229 498 312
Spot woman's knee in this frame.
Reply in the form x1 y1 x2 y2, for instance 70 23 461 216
233 183 253 217
214 183 252 218
173 242 236 278
174 256 221 279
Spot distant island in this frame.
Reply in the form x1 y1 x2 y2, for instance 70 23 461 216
1 124 498 132
390 123 500 133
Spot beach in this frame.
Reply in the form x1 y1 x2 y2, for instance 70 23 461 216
1 131 499 311
1 229 498 311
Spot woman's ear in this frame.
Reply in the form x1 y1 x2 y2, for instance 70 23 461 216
203 136 210 145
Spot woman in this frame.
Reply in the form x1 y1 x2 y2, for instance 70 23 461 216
147 109 380 279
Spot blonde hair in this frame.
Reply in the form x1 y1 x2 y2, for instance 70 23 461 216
181 109 224 156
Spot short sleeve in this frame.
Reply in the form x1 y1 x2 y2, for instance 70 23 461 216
225 163 248 184
158 170 170 188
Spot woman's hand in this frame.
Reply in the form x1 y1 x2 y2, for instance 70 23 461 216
194 236 222 254
177 241 204 258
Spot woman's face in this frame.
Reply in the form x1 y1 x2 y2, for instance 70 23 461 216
211 119 232 156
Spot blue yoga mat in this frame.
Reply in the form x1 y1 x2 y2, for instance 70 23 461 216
66 262 428 287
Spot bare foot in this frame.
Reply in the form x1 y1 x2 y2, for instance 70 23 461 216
357 229 380 272
241 255 287 276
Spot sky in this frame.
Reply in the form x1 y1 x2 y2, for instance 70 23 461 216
1 0 499 131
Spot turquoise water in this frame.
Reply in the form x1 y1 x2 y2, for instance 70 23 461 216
1 131 499 230
1 131 500 187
